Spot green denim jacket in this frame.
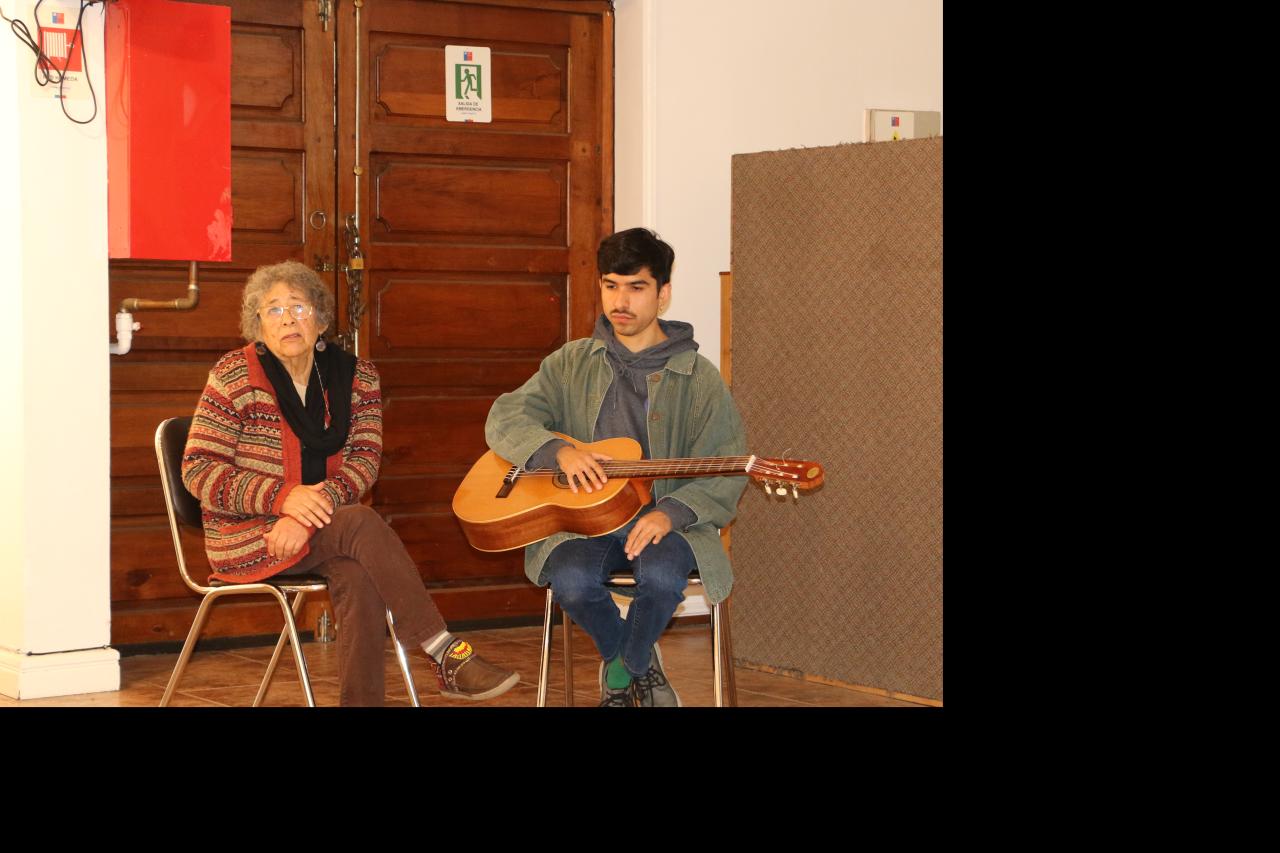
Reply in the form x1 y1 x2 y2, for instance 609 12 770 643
484 337 748 603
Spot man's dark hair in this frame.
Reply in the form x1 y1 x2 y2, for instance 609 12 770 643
597 228 676 286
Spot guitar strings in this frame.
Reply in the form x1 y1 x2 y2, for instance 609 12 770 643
518 457 752 476
511 456 802 480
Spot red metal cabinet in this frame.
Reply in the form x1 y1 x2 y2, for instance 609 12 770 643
106 0 231 261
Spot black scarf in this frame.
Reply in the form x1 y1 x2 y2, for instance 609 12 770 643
255 342 357 485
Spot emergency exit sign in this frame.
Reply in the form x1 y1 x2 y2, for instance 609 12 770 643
446 45 492 123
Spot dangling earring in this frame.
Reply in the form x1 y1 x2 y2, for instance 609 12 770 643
254 341 267 355
315 338 327 352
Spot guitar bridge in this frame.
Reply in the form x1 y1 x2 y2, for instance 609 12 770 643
495 466 521 499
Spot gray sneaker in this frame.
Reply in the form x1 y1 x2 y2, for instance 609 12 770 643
598 660 634 707
630 644 681 707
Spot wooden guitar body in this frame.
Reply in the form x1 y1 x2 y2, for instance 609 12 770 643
452 434 653 552
452 432 822 552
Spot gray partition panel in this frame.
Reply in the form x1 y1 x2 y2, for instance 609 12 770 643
729 137 942 701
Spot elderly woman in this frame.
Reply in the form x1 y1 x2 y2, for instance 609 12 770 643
182 260 519 706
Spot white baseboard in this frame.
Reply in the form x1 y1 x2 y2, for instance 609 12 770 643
0 646 121 700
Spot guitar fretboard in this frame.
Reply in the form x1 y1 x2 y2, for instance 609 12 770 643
515 455 793 480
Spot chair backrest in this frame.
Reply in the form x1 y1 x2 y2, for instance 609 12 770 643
155 416 207 592
156 417 202 527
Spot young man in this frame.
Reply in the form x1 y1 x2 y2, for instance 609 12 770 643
485 228 747 706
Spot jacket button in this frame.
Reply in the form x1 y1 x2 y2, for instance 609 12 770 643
650 412 661 421
648 374 660 383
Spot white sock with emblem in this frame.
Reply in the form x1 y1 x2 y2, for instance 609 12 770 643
422 630 458 663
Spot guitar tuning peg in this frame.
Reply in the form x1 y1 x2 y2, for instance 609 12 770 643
791 483 799 499
763 483 773 495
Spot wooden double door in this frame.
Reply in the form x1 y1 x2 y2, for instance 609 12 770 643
109 0 613 645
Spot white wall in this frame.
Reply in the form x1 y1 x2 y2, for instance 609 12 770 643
614 0 943 366
0 1 118 698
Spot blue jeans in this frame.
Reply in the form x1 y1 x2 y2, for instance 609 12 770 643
542 511 695 678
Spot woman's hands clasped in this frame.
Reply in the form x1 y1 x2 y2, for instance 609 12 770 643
264 516 309 559
281 482 334 528
265 483 335 560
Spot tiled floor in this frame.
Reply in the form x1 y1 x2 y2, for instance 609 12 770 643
1 623 927 708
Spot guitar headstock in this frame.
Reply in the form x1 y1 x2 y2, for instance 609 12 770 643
746 456 824 498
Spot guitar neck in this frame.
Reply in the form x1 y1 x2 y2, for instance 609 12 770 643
523 456 755 480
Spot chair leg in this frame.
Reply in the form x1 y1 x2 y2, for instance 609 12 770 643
253 589 310 706
537 587 555 707
260 587 316 707
712 601 723 708
160 590 222 707
562 606 574 707
720 596 738 707
386 609 421 707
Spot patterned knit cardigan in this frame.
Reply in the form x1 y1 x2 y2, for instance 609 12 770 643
181 343 383 583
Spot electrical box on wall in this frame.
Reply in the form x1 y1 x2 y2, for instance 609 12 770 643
866 109 942 143
106 0 232 261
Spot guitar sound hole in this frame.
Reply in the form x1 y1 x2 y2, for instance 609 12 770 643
552 473 570 490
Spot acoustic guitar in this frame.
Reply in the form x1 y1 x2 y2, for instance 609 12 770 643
452 432 824 552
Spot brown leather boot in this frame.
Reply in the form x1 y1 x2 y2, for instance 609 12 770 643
434 639 520 701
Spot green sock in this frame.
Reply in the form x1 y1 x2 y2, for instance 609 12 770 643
605 656 632 689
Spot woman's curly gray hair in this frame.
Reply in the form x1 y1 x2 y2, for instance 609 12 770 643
240 260 336 343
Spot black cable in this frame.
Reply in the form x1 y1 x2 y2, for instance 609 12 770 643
1 0 105 125
58 1 101 124
0 3 45 74
1 1 68 86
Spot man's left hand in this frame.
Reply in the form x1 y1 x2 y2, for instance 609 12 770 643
624 510 673 560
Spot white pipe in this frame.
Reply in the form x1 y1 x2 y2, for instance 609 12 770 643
108 311 141 356
110 261 199 355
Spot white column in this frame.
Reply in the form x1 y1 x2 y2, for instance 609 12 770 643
0 1 118 699
613 0 663 234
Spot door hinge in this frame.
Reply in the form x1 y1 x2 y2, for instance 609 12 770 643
318 0 333 32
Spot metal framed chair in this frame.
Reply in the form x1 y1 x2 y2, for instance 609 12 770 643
154 416 421 707
535 570 739 707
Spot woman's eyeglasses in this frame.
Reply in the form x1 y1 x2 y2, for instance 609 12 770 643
260 303 314 322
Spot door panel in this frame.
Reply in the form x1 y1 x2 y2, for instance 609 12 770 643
231 25 304 117
370 274 566 354
370 37 568 130
374 357 544 393
370 157 568 243
230 151 308 243
338 0 610 622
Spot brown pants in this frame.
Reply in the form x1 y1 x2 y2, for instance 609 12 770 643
281 504 447 706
